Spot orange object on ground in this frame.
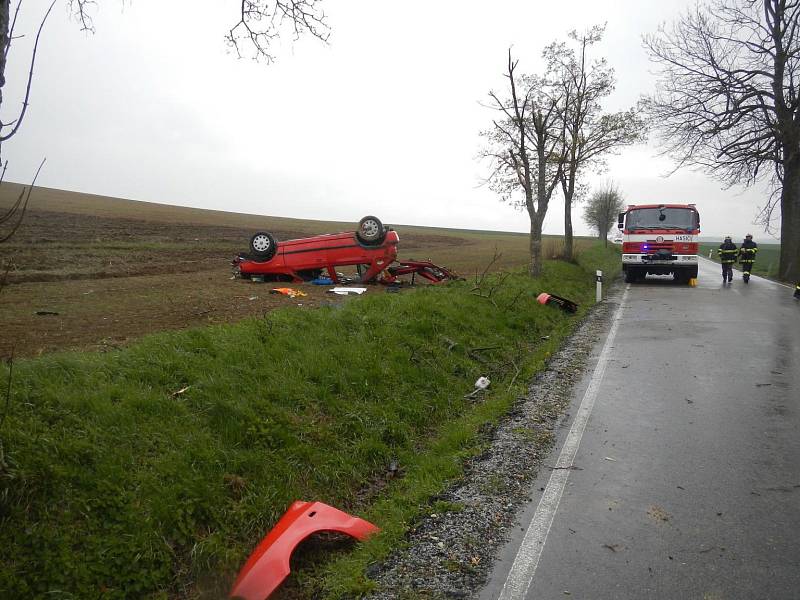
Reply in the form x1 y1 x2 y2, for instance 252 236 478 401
269 287 307 298
229 501 379 600
536 292 578 313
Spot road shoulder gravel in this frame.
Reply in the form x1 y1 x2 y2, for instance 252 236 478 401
364 284 623 599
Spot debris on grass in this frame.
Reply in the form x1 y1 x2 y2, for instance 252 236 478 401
536 292 579 314
464 376 490 399
170 386 191 398
269 288 308 298
328 287 367 295
229 501 379 600
310 277 334 285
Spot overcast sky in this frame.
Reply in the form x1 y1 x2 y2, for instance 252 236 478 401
1 0 775 239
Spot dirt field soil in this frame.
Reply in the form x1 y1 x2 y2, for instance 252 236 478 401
1 185 557 357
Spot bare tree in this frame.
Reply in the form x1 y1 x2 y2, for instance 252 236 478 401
0 0 329 242
66 1 330 63
1 0 330 133
0 0 54 243
224 0 330 62
0 0 56 154
549 25 645 261
643 0 800 281
481 50 566 277
583 181 626 246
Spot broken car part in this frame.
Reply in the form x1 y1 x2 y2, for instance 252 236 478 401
229 500 379 600
536 292 579 314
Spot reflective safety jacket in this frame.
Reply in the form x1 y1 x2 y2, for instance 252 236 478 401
739 239 758 264
718 241 738 264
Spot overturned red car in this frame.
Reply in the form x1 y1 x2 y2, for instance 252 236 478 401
233 216 458 284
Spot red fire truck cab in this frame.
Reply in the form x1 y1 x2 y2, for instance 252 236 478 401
618 204 700 284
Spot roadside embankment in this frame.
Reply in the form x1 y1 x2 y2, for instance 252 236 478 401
0 244 620 598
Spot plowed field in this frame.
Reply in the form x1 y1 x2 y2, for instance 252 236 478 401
1 184 565 357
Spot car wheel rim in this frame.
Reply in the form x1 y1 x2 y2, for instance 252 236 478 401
253 235 271 252
361 220 380 239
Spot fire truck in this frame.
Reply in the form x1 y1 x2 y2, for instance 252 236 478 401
617 203 700 284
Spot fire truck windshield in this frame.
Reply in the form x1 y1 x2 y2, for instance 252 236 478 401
626 207 696 231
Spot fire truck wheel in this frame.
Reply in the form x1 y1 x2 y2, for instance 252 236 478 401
625 268 638 283
249 232 278 260
356 216 386 245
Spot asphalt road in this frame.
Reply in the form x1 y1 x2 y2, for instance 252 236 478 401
481 258 800 600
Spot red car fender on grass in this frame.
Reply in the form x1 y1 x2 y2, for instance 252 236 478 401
229 501 379 600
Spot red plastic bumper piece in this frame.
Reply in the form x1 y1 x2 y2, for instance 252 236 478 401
229 501 379 600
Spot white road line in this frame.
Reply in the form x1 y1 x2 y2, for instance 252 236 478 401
497 286 630 600
699 256 791 289
748 273 790 288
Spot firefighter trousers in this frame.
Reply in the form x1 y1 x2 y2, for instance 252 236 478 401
740 261 754 275
722 263 734 281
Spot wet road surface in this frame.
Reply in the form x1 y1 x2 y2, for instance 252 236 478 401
481 259 800 600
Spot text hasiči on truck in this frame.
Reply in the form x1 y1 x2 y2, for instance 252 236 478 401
617 203 700 284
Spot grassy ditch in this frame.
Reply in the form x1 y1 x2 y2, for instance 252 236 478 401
0 244 619 599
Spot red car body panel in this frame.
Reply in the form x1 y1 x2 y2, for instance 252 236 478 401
229 501 379 600
235 230 400 283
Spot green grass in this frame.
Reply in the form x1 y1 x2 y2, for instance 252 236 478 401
699 242 781 279
0 243 620 599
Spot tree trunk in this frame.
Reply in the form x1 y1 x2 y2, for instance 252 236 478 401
779 158 800 282
529 215 544 277
0 0 9 110
564 199 574 261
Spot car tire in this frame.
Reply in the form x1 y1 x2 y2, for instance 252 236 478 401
249 232 278 260
356 216 385 245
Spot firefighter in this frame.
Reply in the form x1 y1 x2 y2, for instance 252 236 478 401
718 235 738 283
795 282 800 299
738 234 758 283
